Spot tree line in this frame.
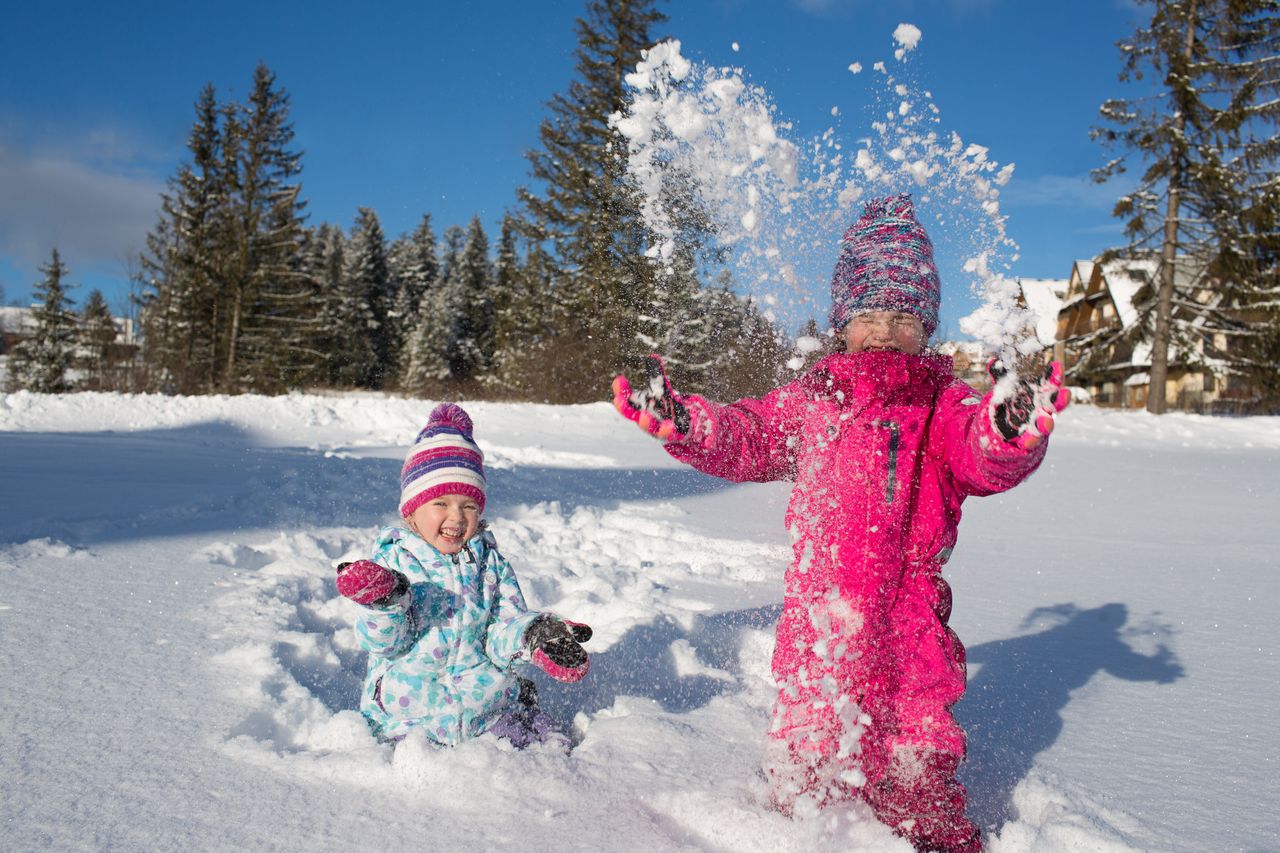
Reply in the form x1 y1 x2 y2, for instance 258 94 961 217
127 0 785 403
3 250 127 393
12 0 1276 412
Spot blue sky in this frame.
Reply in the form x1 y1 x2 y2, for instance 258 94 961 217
0 0 1144 338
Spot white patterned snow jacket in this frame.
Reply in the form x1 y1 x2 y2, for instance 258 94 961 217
355 524 542 745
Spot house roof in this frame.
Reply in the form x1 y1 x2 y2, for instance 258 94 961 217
1072 259 1095 286
0 306 35 333
1098 258 1157 329
1017 277 1068 346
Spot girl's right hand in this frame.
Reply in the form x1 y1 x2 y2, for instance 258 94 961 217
612 354 692 442
336 560 408 607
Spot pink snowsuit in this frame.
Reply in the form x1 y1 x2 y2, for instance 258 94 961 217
666 349 1046 849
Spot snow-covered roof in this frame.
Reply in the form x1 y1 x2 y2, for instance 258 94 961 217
0 306 35 333
1099 259 1156 329
1017 278 1068 346
934 339 988 358
1073 259 1095 278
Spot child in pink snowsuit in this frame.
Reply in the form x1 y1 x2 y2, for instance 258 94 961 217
612 194 1069 852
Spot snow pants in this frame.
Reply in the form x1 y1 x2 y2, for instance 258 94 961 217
766 569 980 852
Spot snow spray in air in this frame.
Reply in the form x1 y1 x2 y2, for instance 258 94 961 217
610 25 1043 377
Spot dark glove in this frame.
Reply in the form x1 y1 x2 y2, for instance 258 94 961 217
611 354 692 442
335 560 408 607
524 615 592 683
988 359 1071 450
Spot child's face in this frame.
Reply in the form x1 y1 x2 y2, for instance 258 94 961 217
408 493 482 554
843 311 925 355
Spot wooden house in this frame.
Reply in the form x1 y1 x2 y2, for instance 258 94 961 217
1037 256 1254 411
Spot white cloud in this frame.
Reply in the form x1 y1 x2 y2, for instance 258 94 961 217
0 142 164 272
1001 172 1129 211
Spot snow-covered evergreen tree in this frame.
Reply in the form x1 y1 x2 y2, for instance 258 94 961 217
693 280 790 400
448 216 495 382
1093 0 1280 413
400 225 465 392
485 215 525 393
305 223 357 388
79 289 119 391
138 84 227 394
388 214 439 386
1226 182 1280 408
226 62 311 393
10 250 78 393
342 207 392 387
318 218 375 389
517 0 669 400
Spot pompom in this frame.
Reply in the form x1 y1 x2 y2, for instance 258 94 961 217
427 402 473 436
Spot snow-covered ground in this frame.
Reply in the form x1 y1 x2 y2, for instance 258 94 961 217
1 390 1277 851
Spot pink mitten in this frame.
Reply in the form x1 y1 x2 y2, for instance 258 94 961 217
611 354 691 442
524 615 592 683
988 359 1071 450
335 560 408 607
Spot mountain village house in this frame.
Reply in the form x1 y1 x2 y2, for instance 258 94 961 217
1014 257 1258 412
0 306 139 390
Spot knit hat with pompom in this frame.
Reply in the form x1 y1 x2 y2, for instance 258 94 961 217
399 403 486 518
829 193 941 336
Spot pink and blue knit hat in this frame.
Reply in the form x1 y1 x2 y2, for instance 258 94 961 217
829 193 941 335
399 403 486 518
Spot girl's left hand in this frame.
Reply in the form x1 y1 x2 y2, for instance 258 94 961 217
525 615 592 682
989 359 1071 450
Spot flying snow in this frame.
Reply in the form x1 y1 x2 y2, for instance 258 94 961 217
610 27 1039 374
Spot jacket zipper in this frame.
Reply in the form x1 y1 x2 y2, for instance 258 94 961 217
449 548 466 740
873 420 900 504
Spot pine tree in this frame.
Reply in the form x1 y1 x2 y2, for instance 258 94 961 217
11 250 78 393
138 84 227 393
697 283 790 400
306 223 355 387
517 0 668 401
343 207 392 387
489 235 562 399
221 62 309 392
400 225 467 394
137 66 311 394
387 214 439 386
1226 182 1280 407
79 289 119 391
486 214 525 393
1094 0 1280 413
319 218 374 388
449 216 495 383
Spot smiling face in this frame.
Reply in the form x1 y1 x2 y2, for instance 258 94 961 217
842 310 926 355
408 493 482 554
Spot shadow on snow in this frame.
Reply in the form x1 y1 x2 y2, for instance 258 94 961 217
0 423 734 547
955 601 1185 831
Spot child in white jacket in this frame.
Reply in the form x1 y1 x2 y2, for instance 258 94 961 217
336 403 592 746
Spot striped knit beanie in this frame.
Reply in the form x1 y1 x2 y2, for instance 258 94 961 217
399 403 486 518
829 193 941 335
